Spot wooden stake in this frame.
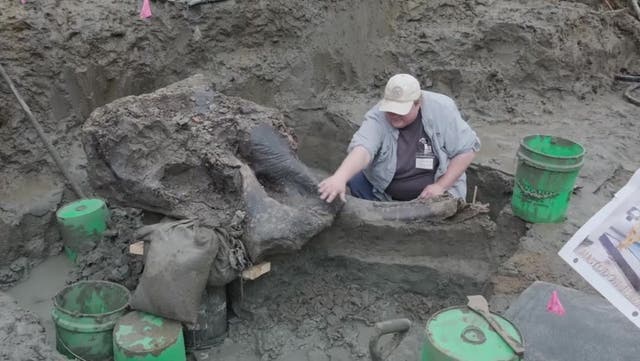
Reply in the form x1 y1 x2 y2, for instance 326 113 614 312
0 63 85 199
472 185 478 204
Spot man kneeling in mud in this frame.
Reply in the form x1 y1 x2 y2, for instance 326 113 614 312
319 74 480 203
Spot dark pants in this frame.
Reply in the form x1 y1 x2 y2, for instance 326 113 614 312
347 171 379 201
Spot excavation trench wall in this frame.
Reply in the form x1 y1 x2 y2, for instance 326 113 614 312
1 0 639 287
1 1 640 360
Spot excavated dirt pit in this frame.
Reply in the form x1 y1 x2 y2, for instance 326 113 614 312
6 165 526 361
2 0 640 360
210 166 525 361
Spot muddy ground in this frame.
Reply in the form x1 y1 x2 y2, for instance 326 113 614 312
1 0 640 360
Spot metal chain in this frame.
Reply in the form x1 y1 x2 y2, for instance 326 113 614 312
516 180 559 200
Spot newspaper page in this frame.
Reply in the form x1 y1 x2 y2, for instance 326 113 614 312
558 168 640 329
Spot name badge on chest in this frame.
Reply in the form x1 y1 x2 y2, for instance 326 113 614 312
416 139 435 170
416 154 435 170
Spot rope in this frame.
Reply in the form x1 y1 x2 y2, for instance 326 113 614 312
215 227 251 273
624 83 640 106
614 73 640 106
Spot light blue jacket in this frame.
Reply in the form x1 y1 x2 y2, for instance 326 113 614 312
348 91 481 201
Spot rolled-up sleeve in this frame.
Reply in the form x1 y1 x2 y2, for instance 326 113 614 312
347 111 384 160
441 99 481 157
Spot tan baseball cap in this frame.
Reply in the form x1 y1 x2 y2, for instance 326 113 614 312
378 74 422 115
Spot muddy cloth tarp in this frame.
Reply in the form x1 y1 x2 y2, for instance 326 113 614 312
131 219 217 325
82 74 340 267
505 281 640 361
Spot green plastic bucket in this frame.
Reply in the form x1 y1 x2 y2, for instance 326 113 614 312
51 280 130 361
113 311 186 361
56 198 109 262
422 306 523 361
511 135 584 223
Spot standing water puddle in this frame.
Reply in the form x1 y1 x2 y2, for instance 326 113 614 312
7 254 75 345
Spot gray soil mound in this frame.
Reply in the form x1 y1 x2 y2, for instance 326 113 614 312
0 291 64 361
215 248 463 361
68 207 145 289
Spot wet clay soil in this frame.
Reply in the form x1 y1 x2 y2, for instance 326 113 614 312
2 0 640 360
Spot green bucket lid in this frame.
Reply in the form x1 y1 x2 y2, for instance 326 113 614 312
114 311 184 356
425 306 523 361
57 198 106 220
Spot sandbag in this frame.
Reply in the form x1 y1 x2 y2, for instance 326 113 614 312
131 219 216 326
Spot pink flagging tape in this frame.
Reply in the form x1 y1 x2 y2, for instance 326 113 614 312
140 0 152 19
546 290 566 316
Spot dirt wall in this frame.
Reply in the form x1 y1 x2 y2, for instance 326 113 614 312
1 0 639 286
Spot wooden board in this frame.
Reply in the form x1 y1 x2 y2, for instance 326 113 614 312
129 241 144 255
241 262 271 280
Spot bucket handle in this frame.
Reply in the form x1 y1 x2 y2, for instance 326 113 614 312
369 318 411 361
57 335 105 361
516 180 559 200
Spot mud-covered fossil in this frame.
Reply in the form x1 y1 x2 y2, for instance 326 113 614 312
82 74 340 279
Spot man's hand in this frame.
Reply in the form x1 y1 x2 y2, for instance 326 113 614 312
318 175 347 203
418 183 445 200
318 146 372 203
